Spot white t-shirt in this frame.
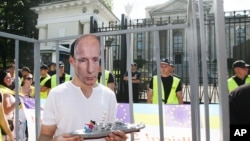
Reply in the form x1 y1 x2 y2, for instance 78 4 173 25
42 81 117 141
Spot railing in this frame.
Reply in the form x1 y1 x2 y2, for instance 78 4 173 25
93 10 250 104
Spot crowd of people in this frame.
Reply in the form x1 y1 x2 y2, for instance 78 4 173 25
0 59 73 140
0 33 250 140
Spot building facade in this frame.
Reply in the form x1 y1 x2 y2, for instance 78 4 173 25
31 0 119 73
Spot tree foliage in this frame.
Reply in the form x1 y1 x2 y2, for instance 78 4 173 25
0 0 114 69
100 0 113 11
0 0 45 69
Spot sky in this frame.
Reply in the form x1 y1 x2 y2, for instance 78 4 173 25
113 0 250 19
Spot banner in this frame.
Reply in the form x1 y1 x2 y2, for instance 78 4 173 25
20 97 221 141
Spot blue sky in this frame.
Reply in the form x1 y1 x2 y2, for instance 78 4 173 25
113 0 250 19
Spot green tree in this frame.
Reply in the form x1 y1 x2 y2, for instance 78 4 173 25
0 0 45 69
100 0 113 11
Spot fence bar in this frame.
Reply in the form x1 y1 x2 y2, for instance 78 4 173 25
198 0 211 140
126 33 135 140
14 39 20 140
38 24 188 43
55 41 60 85
34 41 41 140
100 36 106 85
187 0 201 140
154 30 165 140
214 0 230 140
0 31 37 42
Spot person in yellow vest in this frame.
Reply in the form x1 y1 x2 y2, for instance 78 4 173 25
48 62 56 76
0 93 14 141
147 58 183 104
51 61 72 88
227 60 250 93
97 59 115 91
40 64 51 98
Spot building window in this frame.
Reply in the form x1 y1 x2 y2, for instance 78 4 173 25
173 32 183 51
236 26 245 45
136 33 144 58
173 31 183 64
174 54 182 64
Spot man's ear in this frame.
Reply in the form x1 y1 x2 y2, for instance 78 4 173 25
68 56 74 65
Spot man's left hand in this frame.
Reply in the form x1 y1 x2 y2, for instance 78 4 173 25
105 130 128 141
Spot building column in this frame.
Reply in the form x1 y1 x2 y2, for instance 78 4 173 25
80 20 90 34
36 24 48 46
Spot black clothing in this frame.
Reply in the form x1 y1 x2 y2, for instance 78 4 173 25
58 73 72 84
123 71 141 103
48 71 56 76
40 77 51 88
229 84 250 125
97 72 115 84
233 76 247 86
149 76 182 104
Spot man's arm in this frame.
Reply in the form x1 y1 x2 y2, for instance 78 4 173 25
39 124 56 141
40 86 49 92
147 89 153 103
176 91 183 104
107 83 115 91
39 125 83 141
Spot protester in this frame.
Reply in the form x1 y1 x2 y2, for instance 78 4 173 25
98 59 115 91
0 93 14 141
147 58 183 104
20 66 31 86
39 34 127 141
123 62 141 103
7 61 20 90
0 70 16 141
19 74 35 141
227 60 250 93
20 74 35 97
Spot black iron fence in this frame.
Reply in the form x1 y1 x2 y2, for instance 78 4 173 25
91 10 250 103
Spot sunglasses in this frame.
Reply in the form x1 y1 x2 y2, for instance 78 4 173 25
26 77 33 80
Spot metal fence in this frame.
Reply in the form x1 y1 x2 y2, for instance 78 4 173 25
92 10 250 104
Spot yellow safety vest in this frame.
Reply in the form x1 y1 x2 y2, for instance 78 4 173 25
97 70 110 86
227 75 250 93
152 76 180 104
40 75 51 99
51 74 71 88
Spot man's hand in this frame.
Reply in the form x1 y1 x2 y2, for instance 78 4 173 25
105 130 128 141
52 134 84 141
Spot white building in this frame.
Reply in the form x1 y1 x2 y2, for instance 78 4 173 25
31 0 119 73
